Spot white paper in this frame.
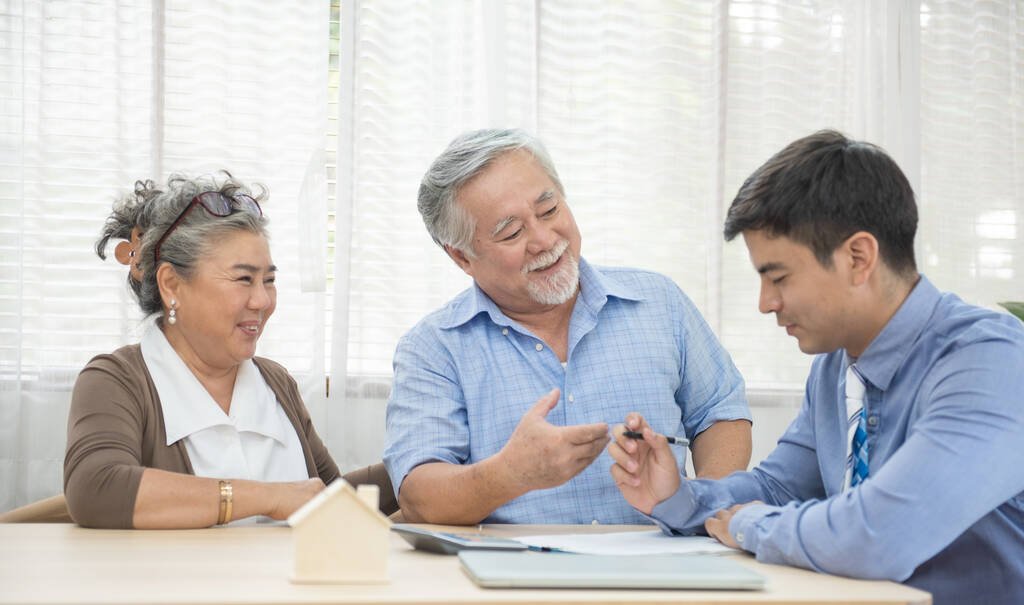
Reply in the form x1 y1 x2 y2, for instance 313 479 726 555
512 530 734 556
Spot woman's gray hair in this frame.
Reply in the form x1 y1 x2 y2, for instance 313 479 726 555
417 128 564 256
96 172 268 316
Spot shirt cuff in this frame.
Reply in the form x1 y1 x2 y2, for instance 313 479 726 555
647 482 701 535
727 502 775 553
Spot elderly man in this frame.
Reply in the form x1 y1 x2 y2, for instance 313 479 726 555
385 128 751 525
609 130 1024 604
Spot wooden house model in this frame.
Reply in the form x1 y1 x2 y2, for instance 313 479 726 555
288 479 392 584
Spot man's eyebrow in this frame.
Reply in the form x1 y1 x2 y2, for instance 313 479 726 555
489 190 557 238
535 190 555 204
756 262 786 274
490 217 517 238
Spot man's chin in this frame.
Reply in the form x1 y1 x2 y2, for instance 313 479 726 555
527 271 579 304
527 284 578 306
795 338 832 355
526 256 579 305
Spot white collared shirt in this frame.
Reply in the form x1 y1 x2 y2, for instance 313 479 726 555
140 316 309 489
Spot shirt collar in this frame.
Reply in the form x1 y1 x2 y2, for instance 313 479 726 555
574 257 643 317
853 274 941 391
230 361 291 444
140 316 291 446
437 257 643 330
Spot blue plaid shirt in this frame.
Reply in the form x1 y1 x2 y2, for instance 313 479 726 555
384 258 749 524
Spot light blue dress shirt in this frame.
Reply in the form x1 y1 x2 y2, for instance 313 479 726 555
650 275 1024 605
384 258 750 524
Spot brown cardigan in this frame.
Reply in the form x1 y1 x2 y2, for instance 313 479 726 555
63 344 340 528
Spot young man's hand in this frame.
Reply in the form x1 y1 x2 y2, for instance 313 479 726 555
704 501 762 549
607 412 682 515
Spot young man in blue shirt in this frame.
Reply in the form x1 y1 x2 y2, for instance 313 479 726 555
609 130 1024 604
385 128 752 525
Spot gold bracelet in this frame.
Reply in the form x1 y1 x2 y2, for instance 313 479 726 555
217 480 233 525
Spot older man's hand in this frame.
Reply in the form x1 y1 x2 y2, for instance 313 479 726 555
499 388 610 492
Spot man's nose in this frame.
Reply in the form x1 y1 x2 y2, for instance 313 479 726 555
759 281 780 314
526 222 560 255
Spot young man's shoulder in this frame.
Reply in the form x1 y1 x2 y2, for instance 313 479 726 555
930 291 1024 347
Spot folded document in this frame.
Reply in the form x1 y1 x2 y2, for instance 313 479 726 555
512 530 734 556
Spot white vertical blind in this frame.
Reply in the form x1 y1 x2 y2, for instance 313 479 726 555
918 0 1023 304
2 0 157 511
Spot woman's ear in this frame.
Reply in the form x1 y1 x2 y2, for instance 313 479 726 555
844 231 879 286
155 263 182 309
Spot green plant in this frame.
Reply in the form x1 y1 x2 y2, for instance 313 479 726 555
998 302 1024 322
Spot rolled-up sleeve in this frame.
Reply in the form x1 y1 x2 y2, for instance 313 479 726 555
672 288 750 437
383 329 469 498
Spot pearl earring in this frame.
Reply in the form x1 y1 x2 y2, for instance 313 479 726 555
168 299 177 325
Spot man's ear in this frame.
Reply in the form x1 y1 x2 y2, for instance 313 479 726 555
444 244 474 276
843 231 879 286
155 263 182 309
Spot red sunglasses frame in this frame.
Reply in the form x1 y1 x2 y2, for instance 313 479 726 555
153 192 262 264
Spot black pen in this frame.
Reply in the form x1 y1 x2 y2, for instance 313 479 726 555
623 430 689 446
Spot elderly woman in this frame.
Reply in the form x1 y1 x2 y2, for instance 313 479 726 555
64 173 337 528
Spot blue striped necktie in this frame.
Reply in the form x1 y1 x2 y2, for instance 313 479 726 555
844 365 869 489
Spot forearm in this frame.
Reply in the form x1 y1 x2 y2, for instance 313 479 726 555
132 469 276 529
653 408 821 533
691 419 752 478
397 458 527 525
650 471 768 534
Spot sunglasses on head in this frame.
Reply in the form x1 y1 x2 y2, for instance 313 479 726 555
154 191 263 264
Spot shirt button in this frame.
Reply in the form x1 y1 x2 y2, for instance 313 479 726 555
736 532 744 543
568 394 575 403
867 415 878 427
591 519 599 525
535 343 543 351
501 328 508 336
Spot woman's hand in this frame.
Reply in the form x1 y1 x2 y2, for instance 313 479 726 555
266 478 327 520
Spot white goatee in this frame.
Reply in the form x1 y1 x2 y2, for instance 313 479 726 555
524 239 579 305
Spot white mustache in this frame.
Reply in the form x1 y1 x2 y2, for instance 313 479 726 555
523 239 569 273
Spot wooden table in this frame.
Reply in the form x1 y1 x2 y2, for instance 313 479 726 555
0 523 930 604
